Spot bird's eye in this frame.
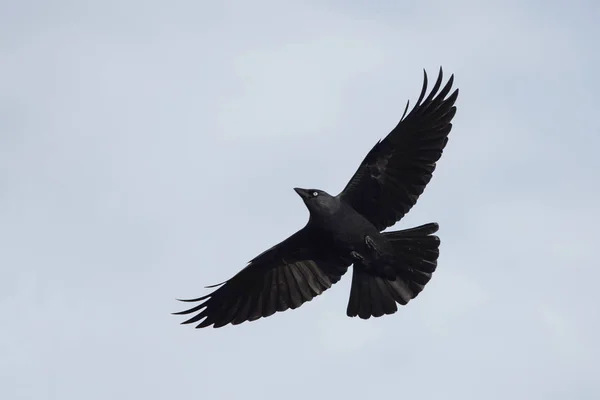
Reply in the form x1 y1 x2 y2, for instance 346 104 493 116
312 191 319 197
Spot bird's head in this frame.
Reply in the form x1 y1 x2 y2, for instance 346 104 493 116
293 187 338 215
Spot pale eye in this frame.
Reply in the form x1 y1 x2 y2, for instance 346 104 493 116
312 191 319 197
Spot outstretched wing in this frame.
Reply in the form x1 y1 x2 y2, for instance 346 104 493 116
173 227 350 328
338 67 459 231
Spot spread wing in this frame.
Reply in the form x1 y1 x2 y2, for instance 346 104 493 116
173 227 350 328
337 67 459 231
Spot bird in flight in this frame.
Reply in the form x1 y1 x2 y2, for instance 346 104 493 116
174 67 459 329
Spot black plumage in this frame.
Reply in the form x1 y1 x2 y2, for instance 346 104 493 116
174 67 459 328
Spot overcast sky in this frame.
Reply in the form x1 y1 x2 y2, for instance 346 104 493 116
1 0 599 399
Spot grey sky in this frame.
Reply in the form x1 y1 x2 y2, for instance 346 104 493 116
1 0 598 399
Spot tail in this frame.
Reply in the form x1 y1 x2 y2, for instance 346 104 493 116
346 222 440 319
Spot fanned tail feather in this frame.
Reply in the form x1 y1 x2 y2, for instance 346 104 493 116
346 222 440 319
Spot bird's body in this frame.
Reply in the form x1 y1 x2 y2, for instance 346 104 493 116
303 190 381 254
174 67 458 328
302 190 396 278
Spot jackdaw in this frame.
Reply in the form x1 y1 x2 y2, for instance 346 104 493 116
174 67 459 328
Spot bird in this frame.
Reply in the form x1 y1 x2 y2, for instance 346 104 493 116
173 67 459 329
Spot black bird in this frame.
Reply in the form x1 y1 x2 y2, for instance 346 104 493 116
174 67 459 328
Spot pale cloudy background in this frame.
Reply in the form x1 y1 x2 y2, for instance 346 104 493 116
1 0 598 399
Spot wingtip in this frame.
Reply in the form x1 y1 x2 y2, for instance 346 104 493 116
176 297 199 303
204 280 227 289
399 99 410 121
447 73 454 86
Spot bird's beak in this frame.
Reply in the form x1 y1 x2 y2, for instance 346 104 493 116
294 187 311 200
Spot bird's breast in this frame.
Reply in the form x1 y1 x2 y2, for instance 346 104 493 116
314 209 380 252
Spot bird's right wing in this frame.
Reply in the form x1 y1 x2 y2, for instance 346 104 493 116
337 68 458 231
173 228 350 328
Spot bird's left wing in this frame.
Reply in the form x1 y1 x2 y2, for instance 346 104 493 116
337 68 458 231
173 227 350 328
